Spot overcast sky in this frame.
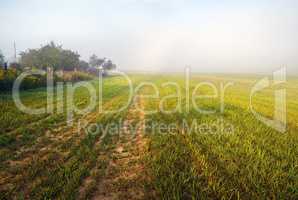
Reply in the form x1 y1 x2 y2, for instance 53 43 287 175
1 0 298 73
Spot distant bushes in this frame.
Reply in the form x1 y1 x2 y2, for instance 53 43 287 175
0 69 94 92
61 71 94 83
0 69 20 91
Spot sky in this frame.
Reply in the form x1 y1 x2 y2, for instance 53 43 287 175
0 0 298 74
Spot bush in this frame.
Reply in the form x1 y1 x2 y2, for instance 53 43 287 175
21 75 47 90
0 69 94 92
70 71 94 82
0 69 18 91
59 71 94 83
0 69 47 91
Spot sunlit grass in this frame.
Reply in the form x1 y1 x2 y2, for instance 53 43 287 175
0 74 297 199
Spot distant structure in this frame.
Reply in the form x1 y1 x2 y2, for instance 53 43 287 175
6 41 19 69
14 41 17 61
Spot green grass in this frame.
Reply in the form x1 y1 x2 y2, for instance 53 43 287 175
0 74 297 199
144 74 298 199
0 75 140 199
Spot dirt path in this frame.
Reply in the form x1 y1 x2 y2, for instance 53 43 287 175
90 95 149 200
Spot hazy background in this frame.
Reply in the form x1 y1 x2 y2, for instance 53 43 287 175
1 0 298 74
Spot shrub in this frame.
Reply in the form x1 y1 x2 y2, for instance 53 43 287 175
0 69 94 92
60 71 94 83
0 69 18 91
70 71 94 82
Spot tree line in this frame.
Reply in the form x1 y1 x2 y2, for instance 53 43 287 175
0 42 117 91
0 41 116 74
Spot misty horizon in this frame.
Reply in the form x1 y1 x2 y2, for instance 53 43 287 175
1 0 298 74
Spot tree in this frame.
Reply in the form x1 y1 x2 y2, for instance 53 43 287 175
20 41 80 71
89 54 105 68
78 60 89 71
103 60 116 71
89 55 116 70
19 49 40 69
38 41 62 70
60 50 80 71
88 55 117 76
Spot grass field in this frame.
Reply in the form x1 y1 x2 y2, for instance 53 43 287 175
0 74 297 199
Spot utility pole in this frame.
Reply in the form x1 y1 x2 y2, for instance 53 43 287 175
14 41 17 61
